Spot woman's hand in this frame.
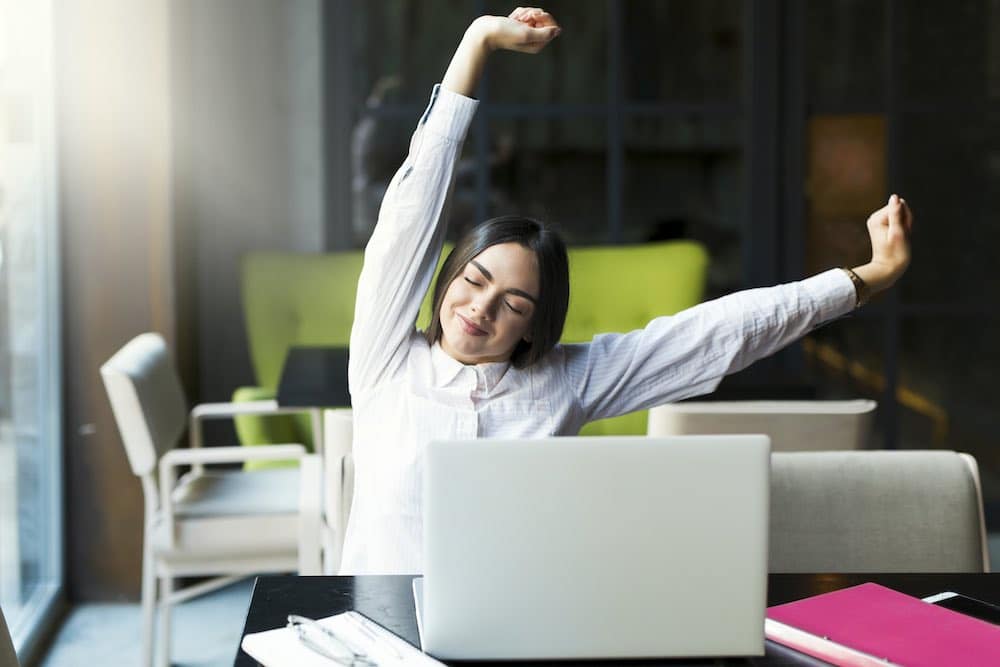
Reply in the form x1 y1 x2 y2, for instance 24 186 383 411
478 8 562 54
443 8 561 97
851 194 914 295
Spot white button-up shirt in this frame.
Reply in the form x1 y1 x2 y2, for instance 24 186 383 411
341 85 856 575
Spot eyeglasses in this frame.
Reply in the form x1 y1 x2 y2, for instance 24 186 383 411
287 614 379 666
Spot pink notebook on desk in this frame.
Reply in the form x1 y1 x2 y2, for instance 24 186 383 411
766 582 1000 666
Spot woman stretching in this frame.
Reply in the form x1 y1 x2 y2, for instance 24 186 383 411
343 7 913 575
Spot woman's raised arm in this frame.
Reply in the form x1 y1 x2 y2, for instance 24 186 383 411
563 196 914 424
442 9 561 97
349 9 561 396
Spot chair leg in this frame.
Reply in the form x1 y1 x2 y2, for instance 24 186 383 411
298 454 322 575
156 575 172 667
140 540 156 667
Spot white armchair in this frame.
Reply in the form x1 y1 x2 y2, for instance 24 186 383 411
100 333 322 667
770 450 990 572
647 400 877 451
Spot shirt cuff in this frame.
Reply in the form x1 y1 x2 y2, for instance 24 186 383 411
419 83 479 142
801 268 858 321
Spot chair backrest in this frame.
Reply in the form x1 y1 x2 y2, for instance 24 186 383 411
770 450 990 572
100 333 188 478
241 241 709 392
560 241 708 343
0 605 19 667
647 400 876 451
242 251 367 391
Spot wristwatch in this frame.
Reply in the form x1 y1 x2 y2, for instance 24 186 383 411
841 267 870 308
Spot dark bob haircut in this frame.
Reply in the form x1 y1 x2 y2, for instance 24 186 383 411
424 215 569 368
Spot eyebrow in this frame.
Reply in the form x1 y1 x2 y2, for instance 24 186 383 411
470 260 538 303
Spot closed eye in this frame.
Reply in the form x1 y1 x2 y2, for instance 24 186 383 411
464 277 481 286
505 301 523 315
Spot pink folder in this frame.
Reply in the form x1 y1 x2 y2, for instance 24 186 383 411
765 582 1000 666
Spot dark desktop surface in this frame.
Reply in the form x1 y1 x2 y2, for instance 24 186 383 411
235 572 1000 666
276 346 351 407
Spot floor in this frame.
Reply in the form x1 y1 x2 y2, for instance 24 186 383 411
37 577 255 667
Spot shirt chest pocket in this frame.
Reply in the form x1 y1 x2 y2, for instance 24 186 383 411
408 394 477 442
483 399 557 439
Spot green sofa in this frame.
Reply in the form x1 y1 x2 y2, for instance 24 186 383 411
235 241 708 463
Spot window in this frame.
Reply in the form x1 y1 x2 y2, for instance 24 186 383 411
799 0 1000 527
336 0 1000 529
345 0 746 298
0 0 64 658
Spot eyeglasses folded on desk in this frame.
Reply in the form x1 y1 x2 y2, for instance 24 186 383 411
242 610 444 666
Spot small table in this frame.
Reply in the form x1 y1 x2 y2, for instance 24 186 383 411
276 347 350 409
234 573 1000 666
276 346 351 457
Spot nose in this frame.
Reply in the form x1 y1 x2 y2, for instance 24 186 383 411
470 292 498 320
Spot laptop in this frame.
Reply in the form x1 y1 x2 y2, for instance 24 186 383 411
414 435 771 660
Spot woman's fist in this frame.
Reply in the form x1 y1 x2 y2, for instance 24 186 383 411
471 8 561 54
509 6 559 28
855 194 914 294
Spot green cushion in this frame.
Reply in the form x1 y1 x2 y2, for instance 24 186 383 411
561 241 709 342
242 252 365 391
238 241 708 437
579 412 648 437
231 385 312 470
562 241 708 434
242 246 453 393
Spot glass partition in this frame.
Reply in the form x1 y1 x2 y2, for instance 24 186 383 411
0 0 63 658
345 0 746 274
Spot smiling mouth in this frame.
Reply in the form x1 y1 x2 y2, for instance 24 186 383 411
457 313 487 336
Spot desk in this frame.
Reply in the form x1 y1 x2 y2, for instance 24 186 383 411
235 573 1000 666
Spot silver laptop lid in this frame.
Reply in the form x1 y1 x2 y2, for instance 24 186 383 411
422 435 770 660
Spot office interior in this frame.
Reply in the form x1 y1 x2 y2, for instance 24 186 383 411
1 0 998 664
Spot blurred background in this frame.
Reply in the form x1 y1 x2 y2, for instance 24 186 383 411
0 0 997 661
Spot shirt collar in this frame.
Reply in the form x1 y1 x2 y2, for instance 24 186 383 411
431 341 511 392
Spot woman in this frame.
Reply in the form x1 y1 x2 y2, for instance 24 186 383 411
343 8 913 575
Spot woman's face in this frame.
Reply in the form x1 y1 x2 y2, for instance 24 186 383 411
439 242 540 365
